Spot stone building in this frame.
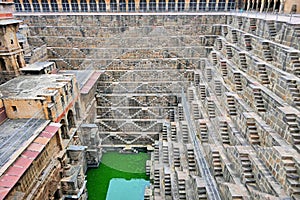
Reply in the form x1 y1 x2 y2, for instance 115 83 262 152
13 0 300 13
0 0 26 84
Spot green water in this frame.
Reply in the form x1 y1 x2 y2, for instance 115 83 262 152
86 152 150 200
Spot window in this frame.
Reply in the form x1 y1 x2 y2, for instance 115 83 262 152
10 39 14 45
12 106 17 112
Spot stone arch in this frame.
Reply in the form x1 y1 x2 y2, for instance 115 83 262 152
178 0 184 11
218 0 226 10
71 0 80 11
60 119 69 139
41 0 51 11
16 55 23 68
128 0 135 11
190 0 197 11
0 58 6 71
67 110 75 130
140 0 147 11
50 0 59 12
81 0 88 11
199 0 206 10
110 0 117 11
62 0 71 11
32 0 41 11
168 0 176 11
159 0 166 11
14 0 23 12
23 0 32 12
149 0 156 11
274 0 280 12
99 0 106 11
208 0 216 10
228 0 235 10
90 0 97 11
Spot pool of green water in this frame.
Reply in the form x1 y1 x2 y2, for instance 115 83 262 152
86 152 150 200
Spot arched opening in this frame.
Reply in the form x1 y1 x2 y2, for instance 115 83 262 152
119 0 126 11
244 0 248 10
199 0 206 10
71 0 79 11
41 0 50 11
75 102 81 120
60 119 69 139
14 0 23 12
80 0 88 11
168 0 176 11
190 0 197 11
0 58 6 71
262 0 267 11
248 0 253 10
274 0 280 12
268 0 274 12
32 0 41 12
252 0 256 10
228 0 235 10
99 0 106 11
90 0 97 11
149 0 156 11
140 0 147 11
159 0 166 11
23 0 32 12
17 55 23 68
218 0 226 10
178 0 185 11
208 0 216 10
110 0 117 11
67 110 75 130
128 0 135 11
62 0 70 12
257 0 261 11
50 0 59 12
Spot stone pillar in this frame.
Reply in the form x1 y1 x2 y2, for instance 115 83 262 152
87 0 91 11
29 0 34 12
77 0 82 11
117 0 120 11
185 0 190 10
57 0 63 12
95 0 100 11
146 0 149 10
48 0 52 11
126 0 128 11
175 0 178 10
105 0 110 11
166 0 169 10
196 0 199 10
19 0 25 12
156 0 159 11
135 0 140 11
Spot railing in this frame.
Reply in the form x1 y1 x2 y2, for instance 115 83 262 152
181 89 222 200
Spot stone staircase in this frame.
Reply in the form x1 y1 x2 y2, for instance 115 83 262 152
178 104 184 121
226 94 237 116
211 150 223 177
246 120 260 145
187 147 197 172
282 157 300 199
192 103 201 120
219 120 230 145
287 80 300 108
252 87 266 112
206 98 216 118
226 45 233 59
163 143 169 164
289 52 300 77
164 171 172 196
239 52 247 71
171 123 177 142
220 60 228 77
169 108 175 122
231 29 238 43
262 41 273 62
181 122 189 143
173 146 181 168
249 18 257 33
240 154 256 187
257 63 270 85
266 21 277 38
244 34 252 51
212 51 218 65
285 114 300 146
154 168 160 189
199 84 206 101
177 173 187 199
233 72 243 92
199 120 208 143
162 125 168 141
214 79 222 96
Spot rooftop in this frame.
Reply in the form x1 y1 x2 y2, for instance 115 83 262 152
20 61 55 72
0 118 49 170
0 74 73 99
